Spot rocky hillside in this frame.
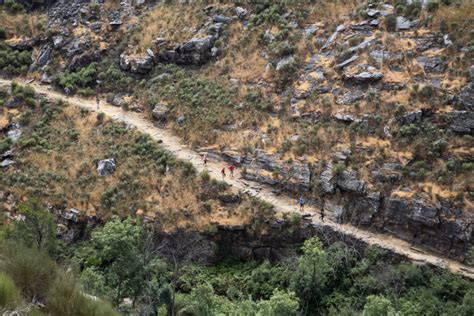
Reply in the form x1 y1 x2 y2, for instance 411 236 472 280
0 0 473 261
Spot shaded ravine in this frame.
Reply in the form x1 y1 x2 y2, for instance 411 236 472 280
1 78 473 280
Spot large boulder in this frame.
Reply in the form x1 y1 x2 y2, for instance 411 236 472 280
97 158 116 177
5 37 33 50
241 151 311 192
320 163 335 194
120 53 154 73
459 66 473 111
449 111 474 134
416 56 446 73
409 195 440 226
36 45 53 67
69 51 101 71
336 170 366 194
276 56 295 71
173 36 213 65
152 103 170 121
399 110 422 125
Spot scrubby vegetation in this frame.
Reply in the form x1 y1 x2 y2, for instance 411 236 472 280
2 209 473 315
0 42 31 76
1 1 474 314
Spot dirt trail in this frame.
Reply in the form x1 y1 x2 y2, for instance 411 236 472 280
1 78 473 280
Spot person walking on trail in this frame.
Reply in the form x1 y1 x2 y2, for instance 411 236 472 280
203 154 208 166
228 165 235 178
299 195 305 212
320 200 325 222
221 167 226 179
96 94 100 110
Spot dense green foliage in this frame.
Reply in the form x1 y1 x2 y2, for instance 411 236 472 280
0 42 31 76
57 63 98 94
1 196 473 315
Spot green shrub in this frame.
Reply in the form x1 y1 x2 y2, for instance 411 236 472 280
2 242 58 300
57 63 97 93
4 0 24 13
0 272 22 308
0 43 32 76
332 163 346 175
47 274 117 316
427 1 440 12
385 15 397 32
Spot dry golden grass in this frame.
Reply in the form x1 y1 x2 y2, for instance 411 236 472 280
129 4 206 53
3 103 263 231
0 10 47 38
432 0 474 45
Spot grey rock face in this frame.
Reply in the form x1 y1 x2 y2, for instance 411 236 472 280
7 129 21 143
276 56 295 71
120 53 153 73
345 192 381 226
119 53 130 71
399 110 422 125
396 16 411 30
41 73 52 84
459 83 474 111
1 159 15 168
97 158 116 177
322 24 345 50
335 113 358 123
36 45 53 67
335 55 359 70
416 56 446 73
109 93 130 107
337 170 366 194
174 36 213 65
366 9 380 18
130 55 154 73
152 103 170 121
176 115 186 125
52 36 64 49
371 163 402 182
326 202 346 223
450 111 474 134
343 71 383 84
69 51 101 71
239 150 311 192
6 38 33 50
336 90 364 105
348 38 375 53
213 15 232 24
320 163 335 194
410 196 440 226
235 7 247 19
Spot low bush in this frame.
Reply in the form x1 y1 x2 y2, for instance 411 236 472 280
0 43 32 76
385 15 397 32
57 63 97 93
332 163 346 175
4 0 24 13
0 272 22 308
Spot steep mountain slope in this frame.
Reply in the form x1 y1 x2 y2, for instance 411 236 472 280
0 0 473 263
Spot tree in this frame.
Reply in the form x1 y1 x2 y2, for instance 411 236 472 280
257 289 300 316
155 229 214 316
291 237 330 313
8 198 57 254
362 295 396 316
80 217 162 306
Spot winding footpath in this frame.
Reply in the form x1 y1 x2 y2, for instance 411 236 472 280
1 78 473 280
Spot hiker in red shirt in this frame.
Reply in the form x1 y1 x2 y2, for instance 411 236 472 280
221 167 226 178
228 165 235 177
